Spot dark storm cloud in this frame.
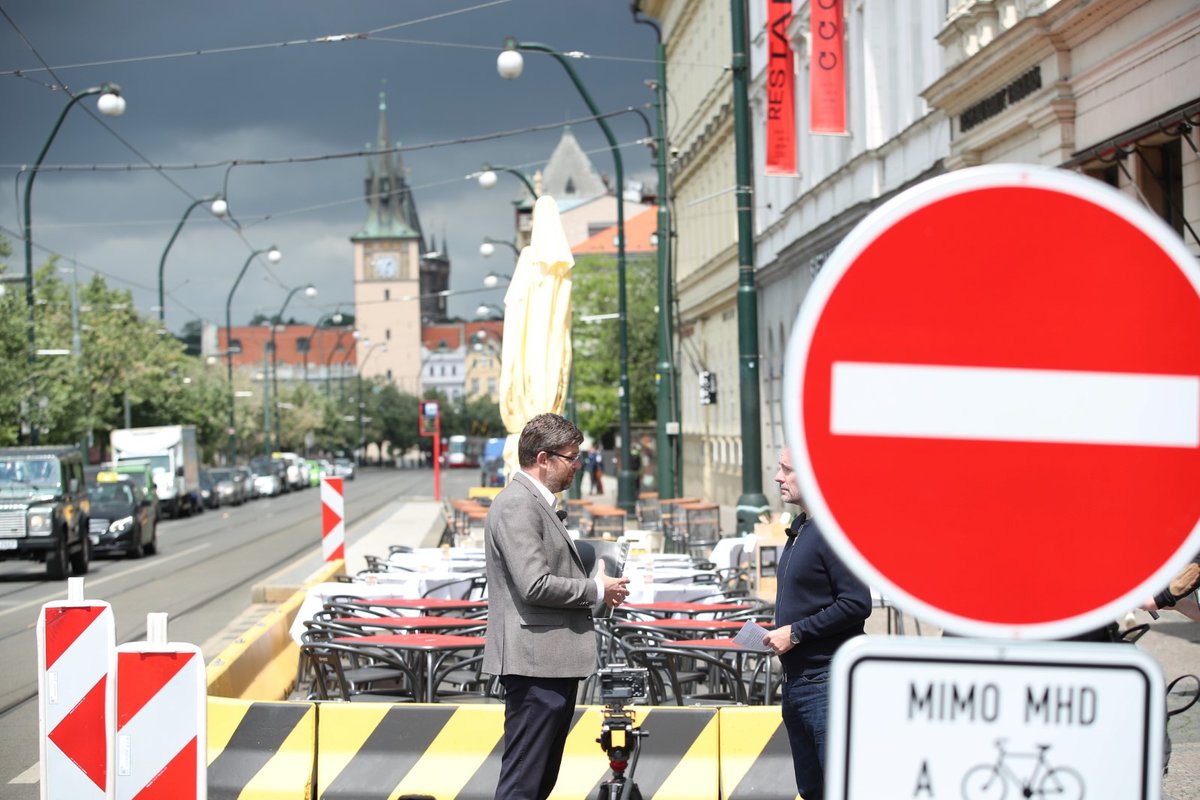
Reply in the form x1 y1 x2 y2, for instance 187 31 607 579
0 0 683 329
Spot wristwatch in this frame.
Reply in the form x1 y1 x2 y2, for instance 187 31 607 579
789 627 801 645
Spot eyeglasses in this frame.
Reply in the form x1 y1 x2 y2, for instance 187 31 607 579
547 450 583 464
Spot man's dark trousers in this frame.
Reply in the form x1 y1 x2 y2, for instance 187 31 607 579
781 671 830 800
495 675 579 800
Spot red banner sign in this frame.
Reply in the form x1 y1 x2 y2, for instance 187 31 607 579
810 0 847 135
765 0 797 175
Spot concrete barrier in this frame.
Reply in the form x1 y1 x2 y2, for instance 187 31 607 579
207 696 316 800
207 560 344 700
718 707 800 800
314 704 719 799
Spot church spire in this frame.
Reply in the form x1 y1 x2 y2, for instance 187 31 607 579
354 86 418 240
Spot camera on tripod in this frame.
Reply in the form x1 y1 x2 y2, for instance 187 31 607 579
595 667 650 800
599 665 648 705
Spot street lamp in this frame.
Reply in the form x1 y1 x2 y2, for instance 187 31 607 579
480 237 520 260
302 310 344 381
225 246 282 464
475 303 504 320
483 270 513 288
270 283 317 451
498 37 636 513
325 328 359 398
158 195 228 325
22 82 125 444
356 341 387 465
475 164 539 200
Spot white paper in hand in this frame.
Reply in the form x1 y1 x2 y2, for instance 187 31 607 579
732 619 773 652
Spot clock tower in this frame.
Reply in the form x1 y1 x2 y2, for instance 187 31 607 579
350 91 439 393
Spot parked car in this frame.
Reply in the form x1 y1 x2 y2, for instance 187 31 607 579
333 457 356 480
0 446 90 579
207 468 245 506
198 469 220 509
249 456 285 497
234 465 257 500
88 470 157 558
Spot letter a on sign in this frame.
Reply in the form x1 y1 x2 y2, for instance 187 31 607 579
765 0 797 175
810 0 847 135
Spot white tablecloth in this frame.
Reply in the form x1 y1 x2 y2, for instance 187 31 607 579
289 574 483 643
387 547 486 573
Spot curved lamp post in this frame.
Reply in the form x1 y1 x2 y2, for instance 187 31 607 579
303 310 344 381
476 164 539 200
22 82 125 444
475 303 504 321
356 341 387 465
498 38 635 513
225 246 282 464
270 283 317 451
480 237 520 260
325 328 359 398
158 195 228 325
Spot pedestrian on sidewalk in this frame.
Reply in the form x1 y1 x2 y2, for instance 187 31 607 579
483 413 630 800
763 447 870 800
588 443 604 495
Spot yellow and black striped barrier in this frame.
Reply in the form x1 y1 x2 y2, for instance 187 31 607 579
207 697 317 799
719 707 800 800
316 704 719 799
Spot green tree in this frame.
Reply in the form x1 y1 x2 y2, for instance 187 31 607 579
0 236 24 445
571 251 657 440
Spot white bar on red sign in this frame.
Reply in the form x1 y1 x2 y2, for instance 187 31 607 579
321 475 345 562
37 584 114 800
113 631 206 800
831 361 1200 447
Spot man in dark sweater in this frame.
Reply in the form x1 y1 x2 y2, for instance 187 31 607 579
763 447 871 800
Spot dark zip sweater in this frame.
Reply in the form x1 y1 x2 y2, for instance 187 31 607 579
774 513 871 676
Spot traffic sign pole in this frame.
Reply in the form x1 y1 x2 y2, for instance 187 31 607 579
784 165 1200 639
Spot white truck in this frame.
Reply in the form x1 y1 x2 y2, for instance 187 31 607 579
110 425 201 518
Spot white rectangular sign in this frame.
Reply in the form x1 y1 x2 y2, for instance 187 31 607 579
827 637 1164 800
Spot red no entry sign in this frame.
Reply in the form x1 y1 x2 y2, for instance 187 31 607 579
785 165 1200 638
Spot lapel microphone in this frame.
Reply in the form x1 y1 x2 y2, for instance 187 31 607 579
556 509 568 523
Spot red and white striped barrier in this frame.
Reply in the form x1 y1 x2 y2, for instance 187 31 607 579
321 475 345 562
37 577 114 800
113 613 206 800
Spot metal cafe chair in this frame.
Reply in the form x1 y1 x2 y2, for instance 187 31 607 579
623 645 749 706
300 642 419 702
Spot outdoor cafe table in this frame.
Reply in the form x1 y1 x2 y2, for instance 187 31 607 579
614 618 747 637
339 598 487 615
332 633 487 703
290 582 483 643
668 637 776 704
624 601 751 619
329 615 485 635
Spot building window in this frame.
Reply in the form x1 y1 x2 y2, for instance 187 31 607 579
385 328 391 340
229 338 242 355
384 289 391 301
387 369 392 380
297 337 310 354
1137 139 1185 236
471 378 480 394
488 378 497 395
265 341 275 355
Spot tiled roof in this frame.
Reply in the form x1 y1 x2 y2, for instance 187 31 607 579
573 205 658 255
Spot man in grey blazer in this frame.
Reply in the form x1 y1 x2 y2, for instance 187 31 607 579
483 414 630 800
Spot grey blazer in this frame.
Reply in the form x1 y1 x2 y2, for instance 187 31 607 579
482 472 598 678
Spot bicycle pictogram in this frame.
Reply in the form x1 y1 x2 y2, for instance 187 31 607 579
961 739 1084 799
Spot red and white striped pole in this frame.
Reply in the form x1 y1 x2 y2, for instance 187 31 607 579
113 613 206 800
321 475 345 562
37 577 114 800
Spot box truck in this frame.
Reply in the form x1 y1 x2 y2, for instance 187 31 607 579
111 425 201 518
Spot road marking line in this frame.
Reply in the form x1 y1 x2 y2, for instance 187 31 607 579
0 542 211 620
830 361 1200 447
10 762 39 783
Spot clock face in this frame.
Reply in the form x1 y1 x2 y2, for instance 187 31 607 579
372 254 398 279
